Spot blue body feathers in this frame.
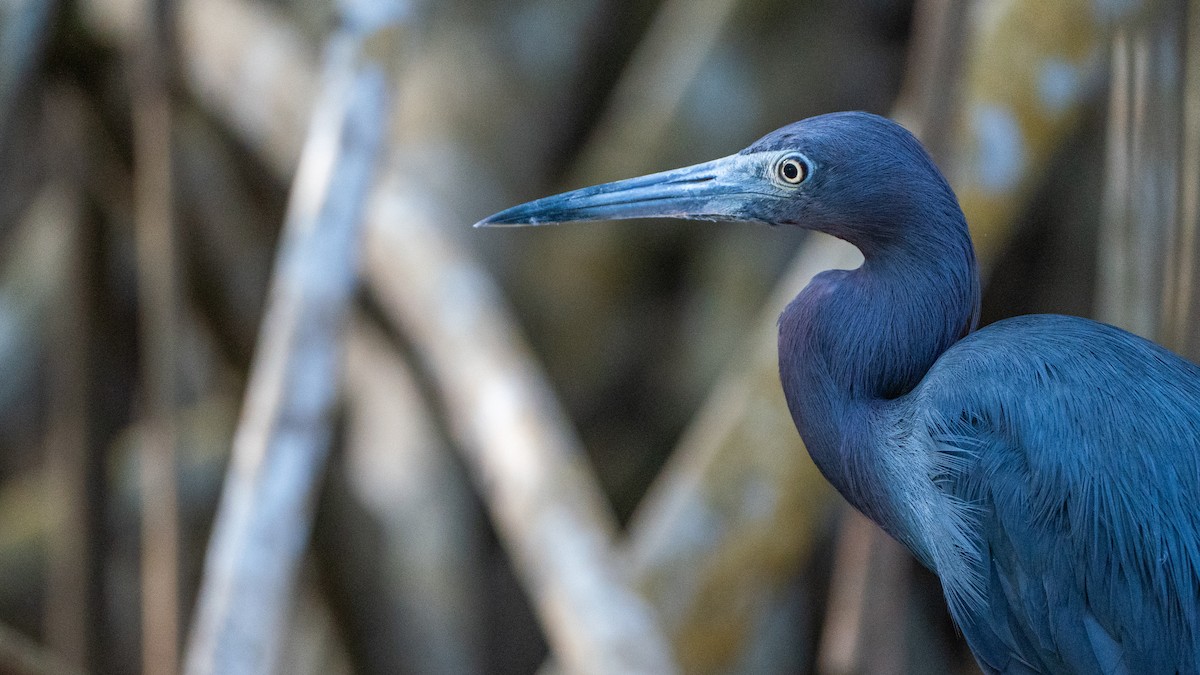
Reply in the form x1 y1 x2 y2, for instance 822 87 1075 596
776 114 1200 674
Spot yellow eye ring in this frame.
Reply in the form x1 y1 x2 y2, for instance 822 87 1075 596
777 157 808 185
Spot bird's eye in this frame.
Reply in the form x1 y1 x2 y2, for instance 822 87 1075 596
776 156 808 185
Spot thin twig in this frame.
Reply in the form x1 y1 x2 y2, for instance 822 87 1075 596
1098 5 1181 339
817 511 875 675
129 6 182 671
891 0 972 162
1166 0 1200 358
567 0 743 185
182 9 398 673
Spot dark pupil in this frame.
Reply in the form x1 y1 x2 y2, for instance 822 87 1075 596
782 161 800 181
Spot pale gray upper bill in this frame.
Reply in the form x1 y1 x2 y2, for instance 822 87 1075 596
474 153 777 228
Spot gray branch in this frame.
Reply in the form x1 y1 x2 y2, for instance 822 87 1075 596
181 15 397 675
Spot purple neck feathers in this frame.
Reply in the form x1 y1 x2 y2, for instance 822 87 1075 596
778 224 980 527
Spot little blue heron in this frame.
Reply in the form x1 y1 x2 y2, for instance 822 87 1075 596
477 112 1200 673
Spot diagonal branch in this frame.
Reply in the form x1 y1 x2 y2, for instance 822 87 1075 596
365 185 679 675
182 9 399 674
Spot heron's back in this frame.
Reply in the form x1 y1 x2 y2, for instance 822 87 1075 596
906 314 1200 674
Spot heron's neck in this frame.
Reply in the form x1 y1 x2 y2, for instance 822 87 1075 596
778 230 979 524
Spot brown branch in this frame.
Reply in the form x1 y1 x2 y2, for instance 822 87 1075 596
1163 0 1200 357
181 11 398 674
81 0 318 176
33 184 88 671
20 91 93 668
129 10 182 672
816 510 912 675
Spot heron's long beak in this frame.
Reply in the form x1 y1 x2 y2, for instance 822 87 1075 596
475 153 767 227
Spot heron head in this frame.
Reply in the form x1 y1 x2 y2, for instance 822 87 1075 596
477 111 964 258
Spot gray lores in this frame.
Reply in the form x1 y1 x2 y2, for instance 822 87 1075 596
478 112 1200 674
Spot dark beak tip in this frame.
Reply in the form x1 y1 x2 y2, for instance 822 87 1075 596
475 206 556 227
473 212 515 228
474 215 530 228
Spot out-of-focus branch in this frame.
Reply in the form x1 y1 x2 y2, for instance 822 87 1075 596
0 183 79 416
816 511 912 675
81 0 318 177
172 110 277 364
816 512 874 675
35 183 88 671
568 0 741 186
129 5 182 671
182 7 399 673
172 0 319 176
167 21 489 664
1162 0 1200 358
365 185 679 675
0 395 239 642
1099 4 1191 344
172 0 317 176
891 0 972 161
949 0 1146 270
340 317 484 674
26 90 91 667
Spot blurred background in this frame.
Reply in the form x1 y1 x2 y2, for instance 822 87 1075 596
0 0 1196 673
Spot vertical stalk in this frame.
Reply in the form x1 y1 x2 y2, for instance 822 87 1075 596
130 5 182 670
